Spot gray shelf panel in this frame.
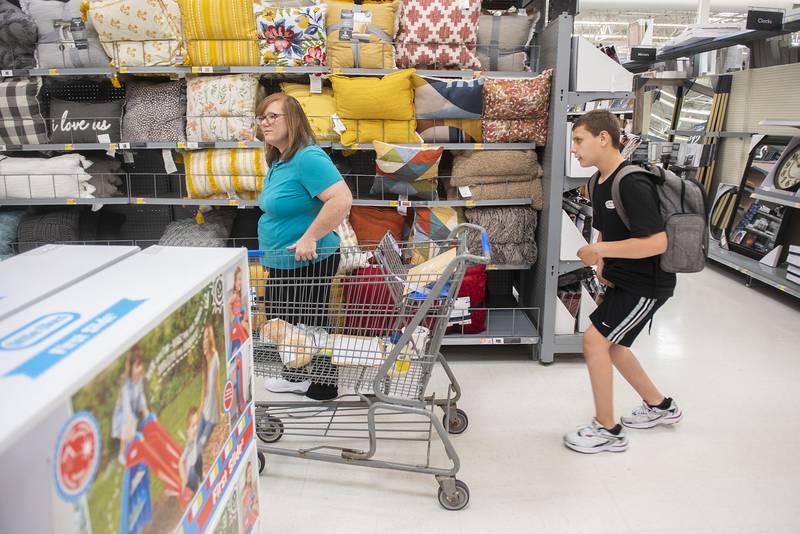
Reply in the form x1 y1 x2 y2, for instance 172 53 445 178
441 308 540 346
0 141 266 152
553 333 583 353
667 130 754 138
759 119 800 129
333 142 536 151
558 260 585 276
564 176 589 191
568 91 634 106
351 198 531 208
0 197 258 208
750 189 800 209
0 197 129 206
708 242 800 299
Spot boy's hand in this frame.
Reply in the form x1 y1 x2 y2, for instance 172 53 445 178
596 258 615 288
577 244 602 266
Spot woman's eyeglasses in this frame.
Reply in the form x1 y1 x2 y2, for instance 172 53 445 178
256 112 285 124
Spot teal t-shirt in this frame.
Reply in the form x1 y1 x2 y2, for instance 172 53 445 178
258 145 342 269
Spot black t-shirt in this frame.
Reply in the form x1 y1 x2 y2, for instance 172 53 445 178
592 162 677 299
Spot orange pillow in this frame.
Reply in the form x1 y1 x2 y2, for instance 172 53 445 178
348 207 405 245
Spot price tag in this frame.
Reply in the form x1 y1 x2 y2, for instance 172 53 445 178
388 200 399 207
480 338 494 345
49 68 59 76
778 285 787 292
134 197 146 204
421 144 430 149
487 264 498 271
118 142 130 150
228 199 239 207
64 144 74 151
332 68 342 75
118 67 129 73
458 185 472 198
191 66 213 73
472 71 482 79
97 133 111 144
186 142 199 149
107 143 118 151
473 143 483 150
397 195 410 215
274 66 285 73
492 338 505 345
66 198 76 205
237 141 247 148
162 149 178 174
310 73 323 94
1 70 12 77
465 200 475 207
177 142 186 149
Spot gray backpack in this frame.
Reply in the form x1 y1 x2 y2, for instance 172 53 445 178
588 164 708 274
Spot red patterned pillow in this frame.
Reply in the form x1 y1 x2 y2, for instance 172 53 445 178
395 0 481 70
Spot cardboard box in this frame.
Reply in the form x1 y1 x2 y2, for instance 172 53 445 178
0 244 139 321
0 246 260 534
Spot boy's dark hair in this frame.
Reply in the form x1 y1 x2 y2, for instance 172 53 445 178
573 109 622 149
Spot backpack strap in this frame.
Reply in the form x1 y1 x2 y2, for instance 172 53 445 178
587 170 601 206
609 165 657 231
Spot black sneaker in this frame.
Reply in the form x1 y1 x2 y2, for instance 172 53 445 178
305 383 338 401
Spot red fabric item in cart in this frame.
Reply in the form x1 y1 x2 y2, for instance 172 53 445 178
342 266 396 336
447 264 487 335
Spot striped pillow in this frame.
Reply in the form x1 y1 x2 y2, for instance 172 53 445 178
184 148 266 198
178 0 260 66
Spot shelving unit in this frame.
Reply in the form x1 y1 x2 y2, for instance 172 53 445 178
708 241 800 299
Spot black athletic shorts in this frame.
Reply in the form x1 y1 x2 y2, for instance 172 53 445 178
590 287 667 347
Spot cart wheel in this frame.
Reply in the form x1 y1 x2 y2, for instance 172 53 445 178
257 452 266 475
437 479 469 511
443 408 468 435
256 416 284 443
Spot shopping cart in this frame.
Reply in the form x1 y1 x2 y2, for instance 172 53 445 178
248 224 490 511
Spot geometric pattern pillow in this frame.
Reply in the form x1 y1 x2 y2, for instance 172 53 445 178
417 119 482 143
395 0 481 70
410 206 465 264
0 78 48 145
254 3 327 66
412 75 483 119
371 140 443 200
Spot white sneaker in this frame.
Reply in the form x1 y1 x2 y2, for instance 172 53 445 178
564 418 629 454
264 377 311 394
621 398 683 429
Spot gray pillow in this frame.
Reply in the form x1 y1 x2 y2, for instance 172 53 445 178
159 219 229 247
17 209 81 251
49 98 123 144
122 79 186 143
86 155 124 197
21 0 109 68
477 12 537 71
0 0 37 70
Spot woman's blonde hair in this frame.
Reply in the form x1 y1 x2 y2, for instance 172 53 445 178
256 93 316 166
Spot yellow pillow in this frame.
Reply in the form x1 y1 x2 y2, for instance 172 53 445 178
329 69 415 120
178 0 259 65
325 0 398 69
184 148 266 198
339 120 419 146
280 82 337 141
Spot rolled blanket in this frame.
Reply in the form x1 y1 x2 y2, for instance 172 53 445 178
487 242 538 265
448 179 543 209
450 173 533 186
465 206 537 244
452 150 541 178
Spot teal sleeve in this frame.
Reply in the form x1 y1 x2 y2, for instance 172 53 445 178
299 148 343 198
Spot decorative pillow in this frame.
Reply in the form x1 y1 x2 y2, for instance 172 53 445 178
89 0 184 67
483 70 552 119
0 153 95 200
186 74 259 142
21 0 109 68
0 78 48 145
48 98 123 143
330 69 416 146
122 79 186 143
477 11 537 71
281 82 336 140
158 216 232 247
179 0 259 66
0 209 25 260
0 0 37 70
395 0 481 70
254 2 327 66
85 155 125 197
452 149 540 178
348 206 405 244
16 209 81 252
184 148 266 198
325 0 398 69
370 140 442 200
482 117 547 145
412 75 483 119
417 119 481 143
410 206 464 264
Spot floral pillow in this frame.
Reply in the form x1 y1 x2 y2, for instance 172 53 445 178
253 3 327 66
483 117 548 145
186 74 259 142
483 70 553 119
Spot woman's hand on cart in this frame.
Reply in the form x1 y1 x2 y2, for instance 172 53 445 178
288 235 318 262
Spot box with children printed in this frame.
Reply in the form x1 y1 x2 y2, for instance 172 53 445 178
0 246 260 534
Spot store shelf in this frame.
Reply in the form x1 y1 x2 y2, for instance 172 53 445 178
564 176 590 191
0 197 130 206
568 92 634 106
332 142 535 151
759 119 800 129
351 198 532 208
667 129 754 138
553 333 583 353
558 260 585 276
0 196 258 208
749 189 800 209
708 241 800 299
0 141 265 152
567 110 633 117
441 308 540 346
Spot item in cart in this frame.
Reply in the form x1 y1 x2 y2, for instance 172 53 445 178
260 318 315 367
184 148 266 199
186 74 259 142
395 0 481 70
477 9 538 71
406 247 456 294
445 264 486 335
0 0 37 70
48 97 123 144
412 75 484 120
122 79 185 143
253 2 327 66
371 140 443 201
280 82 337 141
0 77 48 145
89 0 184 67
334 217 372 274
410 206 464 265
329 69 418 146
179 0 259 65
325 0 399 69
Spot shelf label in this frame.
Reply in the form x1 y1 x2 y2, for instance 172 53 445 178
465 200 475 207
237 141 247 148
177 142 185 149
118 142 130 150
388 200 399 207
228 199 239 207
107 143 117 151
118 67 129 73
66 198 76 205
493 338 505 345
274 66 285 73
186 142 199 149
480 338 494 345
134 197 145 204
473 143 483 150
191 66 214 74
1 70 12 77
332 68 342 75
49 69 59 76
420 144 430 149
64 144 74 151
487 264 497 270
471 71 481 79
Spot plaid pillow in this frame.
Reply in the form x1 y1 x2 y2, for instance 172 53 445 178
0 78 48 145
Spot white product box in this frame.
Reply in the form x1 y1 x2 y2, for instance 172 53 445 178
0 246 260 534
0 244 139 321
570 36 634 93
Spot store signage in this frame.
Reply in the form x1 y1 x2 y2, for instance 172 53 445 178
746 9 783 31
630 47 657 61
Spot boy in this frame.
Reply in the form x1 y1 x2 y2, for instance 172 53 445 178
179 406 203 493
564 110 682 454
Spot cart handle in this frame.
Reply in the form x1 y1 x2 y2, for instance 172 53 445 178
248 250 265 258
445 223 491 265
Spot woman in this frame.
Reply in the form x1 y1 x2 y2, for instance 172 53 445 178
256 93 352 401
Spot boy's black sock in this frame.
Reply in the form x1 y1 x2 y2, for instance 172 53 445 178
604 424 622 435
648 397 672 410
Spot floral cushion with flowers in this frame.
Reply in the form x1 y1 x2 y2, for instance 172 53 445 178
253 3 327 66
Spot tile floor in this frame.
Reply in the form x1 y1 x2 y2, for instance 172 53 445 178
255 264 800 534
